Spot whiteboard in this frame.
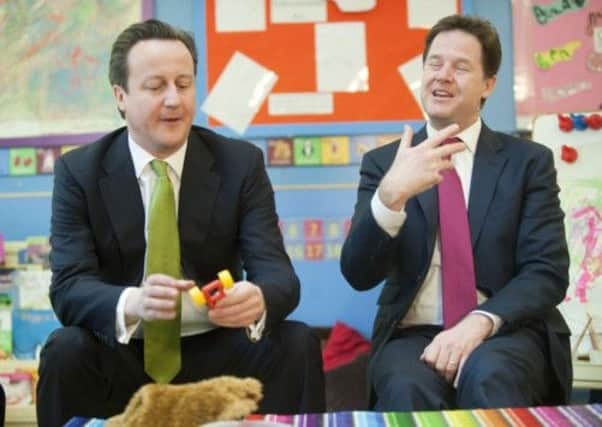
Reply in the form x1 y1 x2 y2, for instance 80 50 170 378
533 111 602 355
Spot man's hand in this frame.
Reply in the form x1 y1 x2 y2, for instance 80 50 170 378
124 274 194 324
378 123 463 211
208 281 266 328
420 313 493 383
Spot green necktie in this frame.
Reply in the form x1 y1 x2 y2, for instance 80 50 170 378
144 159 181 383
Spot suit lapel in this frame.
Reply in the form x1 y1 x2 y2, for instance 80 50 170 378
468 124 508 248
413 127 438 254
99 130 146 272
178 130 221 253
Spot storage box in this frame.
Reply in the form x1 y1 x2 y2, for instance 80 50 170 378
12 309 60 360
0 371 33 406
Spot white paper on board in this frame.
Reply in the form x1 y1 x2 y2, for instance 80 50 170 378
216 0 266 32
315 22 368 93
332 0 376 13
398 54 427 118
268 92 333 115
270 0 327 24
201 52 278 135
407 0 457 29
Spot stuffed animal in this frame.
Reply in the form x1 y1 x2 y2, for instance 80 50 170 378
106 376 263 427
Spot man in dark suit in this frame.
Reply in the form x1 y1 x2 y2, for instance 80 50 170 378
37 19 324 427
340 15 571 410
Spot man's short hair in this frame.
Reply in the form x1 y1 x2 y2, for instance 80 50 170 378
109 18 198 92
422 15 501 79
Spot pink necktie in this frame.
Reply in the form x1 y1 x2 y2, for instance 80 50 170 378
438 138 477 328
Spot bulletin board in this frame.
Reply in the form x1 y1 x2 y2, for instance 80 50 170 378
532 111 602 355
199 0 462 137
512 0 602 124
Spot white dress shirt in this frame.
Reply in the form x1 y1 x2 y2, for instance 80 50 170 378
116 136 266 343
371 119 502 334
115 136 216 343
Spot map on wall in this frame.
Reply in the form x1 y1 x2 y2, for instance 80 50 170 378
0 0 142 139
533 112 602 354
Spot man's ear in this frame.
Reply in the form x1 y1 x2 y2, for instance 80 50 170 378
482 75 497 101
112 84 126 116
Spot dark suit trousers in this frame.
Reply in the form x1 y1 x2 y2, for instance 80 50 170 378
371 325 553 411
36 321 325 427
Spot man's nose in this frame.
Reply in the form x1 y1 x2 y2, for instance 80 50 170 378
435 63 453 80
164 84 181 106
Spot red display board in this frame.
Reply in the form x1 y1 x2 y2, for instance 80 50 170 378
205 1 461 127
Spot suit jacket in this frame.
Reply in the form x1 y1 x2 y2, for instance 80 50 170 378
340 123 572 403
49 126 299 345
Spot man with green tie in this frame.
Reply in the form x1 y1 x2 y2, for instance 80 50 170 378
37 19 325 427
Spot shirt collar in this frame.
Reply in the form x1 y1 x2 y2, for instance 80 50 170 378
128 134 188 180
426 118 481 154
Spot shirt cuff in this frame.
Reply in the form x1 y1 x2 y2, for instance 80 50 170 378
471 310 503 337
246 310 267 342
116 287 141 344
371 191 407 237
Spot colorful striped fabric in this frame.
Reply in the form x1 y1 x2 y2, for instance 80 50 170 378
66 404 602 427
253 405 602 427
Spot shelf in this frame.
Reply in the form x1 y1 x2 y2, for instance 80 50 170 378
573 360 602 390
0 359 38 372
6 405 37 427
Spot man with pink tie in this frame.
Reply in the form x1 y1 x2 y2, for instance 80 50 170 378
341 15 571 410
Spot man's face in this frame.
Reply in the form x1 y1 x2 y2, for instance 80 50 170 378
420 30 496 131
113 39 196 158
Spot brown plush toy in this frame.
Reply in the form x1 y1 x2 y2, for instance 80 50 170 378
105 376 263 427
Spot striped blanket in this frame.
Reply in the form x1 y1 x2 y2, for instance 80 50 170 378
250 406 602 427
66 404 602 427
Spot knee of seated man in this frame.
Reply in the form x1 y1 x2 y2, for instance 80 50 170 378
457 347 525 393
40 327 98 371
277 321 321 352
270 321 322 372
375 370 427 397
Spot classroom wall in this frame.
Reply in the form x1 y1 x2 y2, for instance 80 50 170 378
0 0 517 338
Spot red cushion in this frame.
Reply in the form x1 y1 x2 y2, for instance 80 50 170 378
322 322 371 372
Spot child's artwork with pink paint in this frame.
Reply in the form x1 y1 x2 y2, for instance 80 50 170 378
533 112 602 355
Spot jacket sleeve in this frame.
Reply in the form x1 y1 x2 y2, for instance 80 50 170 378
477 146 569 325
340 150 402 291
237 147 300 327
49 156 123 344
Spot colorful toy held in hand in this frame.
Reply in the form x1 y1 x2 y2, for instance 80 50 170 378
189 270 235 308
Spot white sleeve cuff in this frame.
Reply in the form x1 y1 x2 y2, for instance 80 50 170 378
371 191 407 237
116 287 141 344
246 310 266 342
471 310 503 337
